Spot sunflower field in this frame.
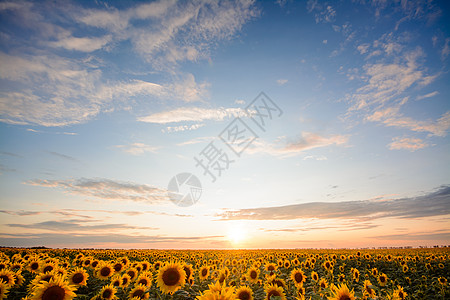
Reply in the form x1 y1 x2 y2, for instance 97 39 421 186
0 247 448 300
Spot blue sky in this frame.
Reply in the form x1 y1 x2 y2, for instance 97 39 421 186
0 0 449 249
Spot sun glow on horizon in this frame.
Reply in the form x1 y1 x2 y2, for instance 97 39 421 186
227 223 247 246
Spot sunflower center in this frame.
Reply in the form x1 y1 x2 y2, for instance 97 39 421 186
250 270 257 279
31 262 39 270
138 278 148 285
238 291 250 300
114 264 122 272
101 267 111 277
0 275 9 283
338 296 351 300
102 289 112 299
72 273 84 284
202 269 208 276
42 285 65 300
133 289 144 298
268 290 280 299
113 280 120 286
162 268 180 286
127 271 136 279
122 278 129 285
268 265 275 271
294 273 303 283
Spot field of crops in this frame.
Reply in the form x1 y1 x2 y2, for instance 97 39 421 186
0 247 448 300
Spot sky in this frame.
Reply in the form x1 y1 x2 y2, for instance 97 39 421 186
0 0 449 249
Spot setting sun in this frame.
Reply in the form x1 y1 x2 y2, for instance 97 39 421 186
227 223 247 245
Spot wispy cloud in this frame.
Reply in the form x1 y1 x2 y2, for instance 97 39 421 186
276 79 288 85
25 178 169 204
7 219 158 232
346 42 450 137
388 136 429 151
47 151 78 162
307 0 336 23
246 132 348 157
416 91 439 100
0 0 258 127
370 229 450 241
138 107 248 124
217 185 450 221
115 143 159 155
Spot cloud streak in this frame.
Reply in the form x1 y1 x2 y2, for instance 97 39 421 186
25 178 169 204
138 107 249 124
217 185 450 221
246 132 348 157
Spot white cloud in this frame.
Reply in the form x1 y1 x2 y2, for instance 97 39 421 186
164 123 205 133
416 91 439 100
138 107 248 124
388 137 429 151
26 178 169 204
115 143 159 155
357 44 370 54
247 132 349 157
276 79 288 85
346 48 437 111
49 35 112 52
307 1 336 23
0 1 258 127
442 38 450 60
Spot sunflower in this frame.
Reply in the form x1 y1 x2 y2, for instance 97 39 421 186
269 277 287 290
264 284 286 300
0 269 16 286
371 268 378 277
236 286 253 300
311 271 319 282
247 267 259 284
126 267 139 281
378 273 388 286
120 273 131 287
363 280 376 298
13 271 25 287
264 263 277 275
290 269 306 287
283 260 290 269
351 268 360 282
41 262 56 274
438 277 447 285
157 261 186 294
199 266 209 281
0 281 10 300
198 284 235 300
135 273 152 287
96 262 114 280
128 284 149 299
110 275 121 287
318 278 328 289
68 267 88 286
112 262 124 273
31 276 76 300
323 261 333 272
98 284 117 300
329 283 355 300
393 286 407 300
